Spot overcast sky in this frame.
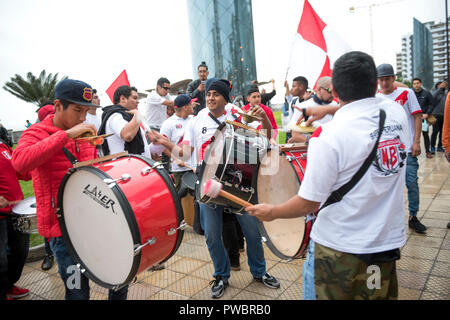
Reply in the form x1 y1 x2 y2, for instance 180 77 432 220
0 0 445 131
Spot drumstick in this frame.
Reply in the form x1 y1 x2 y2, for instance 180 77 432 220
204 179 252 208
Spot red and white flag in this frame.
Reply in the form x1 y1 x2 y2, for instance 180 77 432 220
106 70 130 104
287 0 351 89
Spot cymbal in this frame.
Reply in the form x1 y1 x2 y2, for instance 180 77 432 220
287 121 317 133
75 133 113 145
237 111 262 122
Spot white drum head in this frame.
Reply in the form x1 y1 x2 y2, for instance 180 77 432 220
61 169 136 286
257 150 305 258
199 125 228 199
12 197 36 216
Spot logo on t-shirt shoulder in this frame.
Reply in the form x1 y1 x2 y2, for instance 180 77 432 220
394 90 409 106
373 136 407 175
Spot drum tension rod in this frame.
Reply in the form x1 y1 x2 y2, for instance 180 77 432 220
134 237 156 255
103 174 132 188
167 220 187 235
141 162 164 175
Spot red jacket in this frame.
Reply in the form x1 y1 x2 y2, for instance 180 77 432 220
0 141 31 218
243 103 278 139
12 115 97 238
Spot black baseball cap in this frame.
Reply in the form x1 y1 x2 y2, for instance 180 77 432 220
55 79 100 107
376 64 395 78
174 94 197 108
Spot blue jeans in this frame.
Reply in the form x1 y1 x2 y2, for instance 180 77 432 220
49 236 128 300
199 203 266 280
406 153 419 216
302 240 316 300
0 218 30 300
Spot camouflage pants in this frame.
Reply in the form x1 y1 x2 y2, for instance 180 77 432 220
314 242 398 300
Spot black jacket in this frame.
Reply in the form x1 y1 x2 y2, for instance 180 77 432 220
186 79 206 115
414 89 434 114
432 88 448 116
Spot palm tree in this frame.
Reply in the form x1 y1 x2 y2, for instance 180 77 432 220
3 70 67 111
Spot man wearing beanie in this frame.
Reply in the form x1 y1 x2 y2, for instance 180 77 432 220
12 79 128 300
150 78 279 298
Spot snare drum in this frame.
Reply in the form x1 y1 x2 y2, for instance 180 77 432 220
11 197 38 234
255 144 313 260
57 154 185 290
196 121 269 212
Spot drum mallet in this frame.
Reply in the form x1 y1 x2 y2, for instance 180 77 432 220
203 179 252 208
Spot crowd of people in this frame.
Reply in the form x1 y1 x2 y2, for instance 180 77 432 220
1 53 450 301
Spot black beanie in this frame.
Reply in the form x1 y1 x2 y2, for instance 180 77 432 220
206 79 231 102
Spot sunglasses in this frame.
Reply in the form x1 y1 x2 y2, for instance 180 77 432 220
320 87 332 94
162 86 171 90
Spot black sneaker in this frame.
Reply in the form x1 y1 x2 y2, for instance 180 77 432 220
230 261 241 271
41 254 54 271
210 276 229 299
254 273 280 289
409 216 427 233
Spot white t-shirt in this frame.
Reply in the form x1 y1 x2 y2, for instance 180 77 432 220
377 88 422 153
298 97 410 254
160 114 197 172
142 91 172 129
85 112 101 130
288 98 338 128
183 104 259 163
104 113 151 158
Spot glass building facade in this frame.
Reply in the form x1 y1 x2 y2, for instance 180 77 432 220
186 0 257 99
413 18 434 90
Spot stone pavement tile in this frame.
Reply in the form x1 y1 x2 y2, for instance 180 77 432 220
423 276 450 298
244 278 290 299
431 261 450 278
240 258 278 273
38 283 66 300
266 262 302 282
165 275 210 297
147 289 189 300
191 284 241 300
427 200 450 213
397 270 428 291
167 257 207 274
420 218 448 229
126 282 161 300
139 269 185 289
441 239 450 250
176 242 211 262
397 287 421 300
19 292 46 300
423 211 450 221
407 235 443 248
15 270 50 287
397 256 434 274
419 185 440 195
278 280 302 300
232 289 272 300
418 198 433 211
436 249 450 262
400 245 439 260
228 270 255 290
420 291 448 300
190 263 215 281
418 227 447 238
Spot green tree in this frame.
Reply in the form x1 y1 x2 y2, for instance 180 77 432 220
3 70 67 111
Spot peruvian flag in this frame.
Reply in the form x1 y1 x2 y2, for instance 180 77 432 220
106 70 130 103
287 0 351 89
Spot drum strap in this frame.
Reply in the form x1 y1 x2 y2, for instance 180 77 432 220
208 112 223 126
317 109 386 214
